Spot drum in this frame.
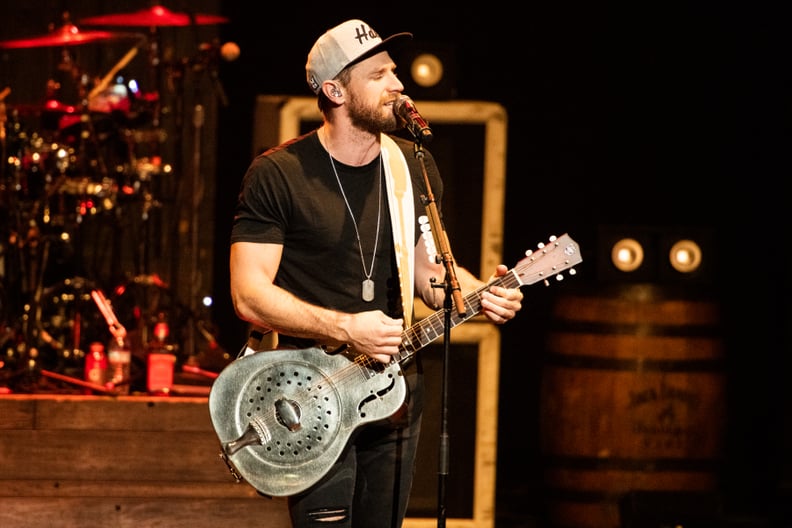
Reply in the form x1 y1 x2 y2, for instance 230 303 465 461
33 276 106 375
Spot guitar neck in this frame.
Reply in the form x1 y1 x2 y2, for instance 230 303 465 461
396 271 518 363
394 233 582 364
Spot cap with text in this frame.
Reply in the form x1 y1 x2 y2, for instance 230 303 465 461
306 19 412 94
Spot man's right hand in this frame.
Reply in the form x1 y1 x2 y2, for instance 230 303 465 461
340 311 404 364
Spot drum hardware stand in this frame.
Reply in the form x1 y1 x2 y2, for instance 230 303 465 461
185 97 204 361
185 55 208 361
1 87 9 182
144 27 163 129
5 233 54 387
165 40 222 361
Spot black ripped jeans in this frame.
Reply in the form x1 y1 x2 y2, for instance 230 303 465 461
287 365 424 528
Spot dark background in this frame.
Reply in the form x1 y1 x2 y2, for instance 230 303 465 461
2 1 790 526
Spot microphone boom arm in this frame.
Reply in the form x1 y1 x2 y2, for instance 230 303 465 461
413 142 466 318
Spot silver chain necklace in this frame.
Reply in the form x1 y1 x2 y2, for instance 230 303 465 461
327 148 383 303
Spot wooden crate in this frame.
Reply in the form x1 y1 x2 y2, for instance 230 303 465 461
0 395 291 527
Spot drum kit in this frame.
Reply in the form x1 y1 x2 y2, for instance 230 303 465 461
0 5 230 393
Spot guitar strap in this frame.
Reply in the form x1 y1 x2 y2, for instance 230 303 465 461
380 134 415 327
245 134 415 356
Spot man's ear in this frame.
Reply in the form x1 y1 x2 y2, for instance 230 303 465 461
323 82 342 99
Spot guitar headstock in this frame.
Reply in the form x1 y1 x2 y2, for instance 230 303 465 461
514 233 582 287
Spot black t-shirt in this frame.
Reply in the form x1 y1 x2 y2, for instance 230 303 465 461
231 130 443 333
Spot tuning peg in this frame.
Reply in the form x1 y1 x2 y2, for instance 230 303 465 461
544 273 566 287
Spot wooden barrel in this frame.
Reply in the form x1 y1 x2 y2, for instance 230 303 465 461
540 283 726 528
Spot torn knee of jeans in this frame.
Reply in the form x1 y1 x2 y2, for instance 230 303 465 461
307 507 349 523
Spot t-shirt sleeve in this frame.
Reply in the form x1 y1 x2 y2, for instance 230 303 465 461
230 154 291 245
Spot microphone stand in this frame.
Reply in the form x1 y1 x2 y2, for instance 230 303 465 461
410 138 466 528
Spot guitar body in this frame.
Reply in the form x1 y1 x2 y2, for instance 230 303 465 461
208 346 407 497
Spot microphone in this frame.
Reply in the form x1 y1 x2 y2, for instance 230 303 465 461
394 95 433 143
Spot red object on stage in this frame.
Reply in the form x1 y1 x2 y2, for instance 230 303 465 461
84 342 107 392
0 23 126 49
80 6 228 27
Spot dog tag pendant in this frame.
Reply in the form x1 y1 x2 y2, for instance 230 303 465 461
362 279 375 302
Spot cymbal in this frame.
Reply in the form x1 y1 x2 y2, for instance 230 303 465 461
79 6 228 27
0 23 134 49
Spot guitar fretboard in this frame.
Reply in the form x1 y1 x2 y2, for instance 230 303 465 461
354 233 581 371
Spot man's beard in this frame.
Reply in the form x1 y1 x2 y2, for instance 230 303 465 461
347 91 399 135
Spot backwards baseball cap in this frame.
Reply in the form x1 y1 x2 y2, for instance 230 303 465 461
306 19 412 94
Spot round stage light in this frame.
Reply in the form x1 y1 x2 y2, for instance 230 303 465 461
668 239 702 273
410 53 444 88
611 238 644 272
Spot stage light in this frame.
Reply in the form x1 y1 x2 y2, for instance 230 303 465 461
611 238 645 272
410 53 444 89
597 225 714 285
668 239 702 273
397 43 456 99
